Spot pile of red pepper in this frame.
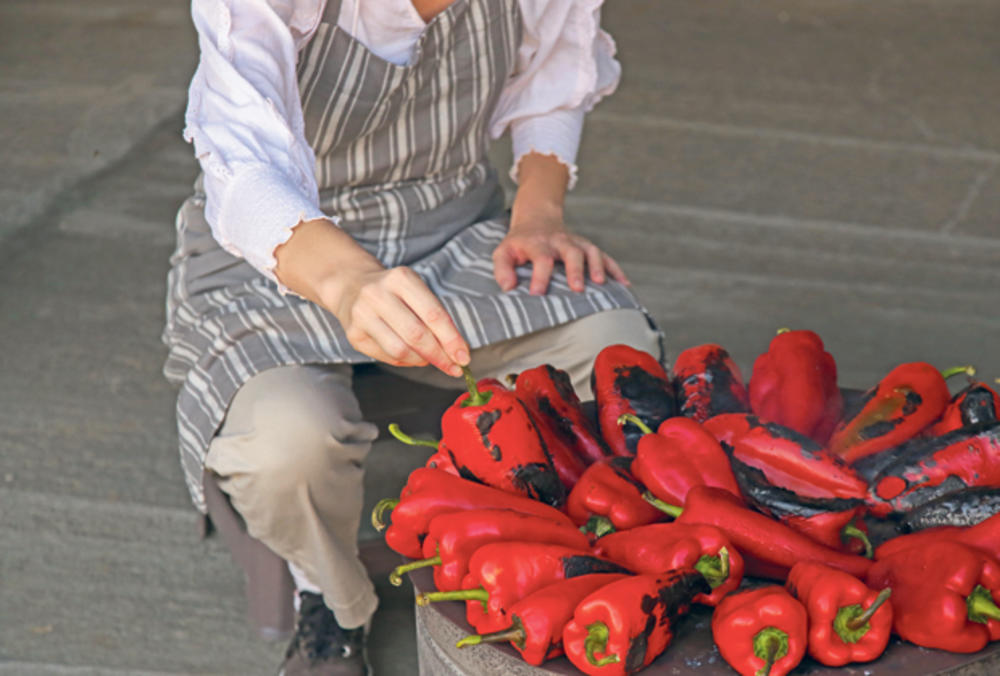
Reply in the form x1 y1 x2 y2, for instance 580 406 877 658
373 333 1000 675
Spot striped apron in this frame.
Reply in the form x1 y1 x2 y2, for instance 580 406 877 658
163 0 645 513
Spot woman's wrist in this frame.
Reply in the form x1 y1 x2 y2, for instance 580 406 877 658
510 152 569 233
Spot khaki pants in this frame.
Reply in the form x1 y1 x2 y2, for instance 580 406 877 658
204 309 660 629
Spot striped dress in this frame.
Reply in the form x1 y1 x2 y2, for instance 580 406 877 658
162 0 645 512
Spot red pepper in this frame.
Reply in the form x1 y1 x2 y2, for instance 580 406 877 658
728 418 868 500
386 423 458 475
645 486 873 580
416 542 630 634
592 522 743 606
860 421 1000 517
748 329 843 444
440 368 565 506
875 512 1000 562
388 508 590 591
786 562 893 666
671 343 750 423
566 457 664 534
928 376 1000 435
829 363 966 464
625 414 742 506
562 569 708 675
513 364 611 465
370 468 574 559
517 394 588 491
454 573 629 665
711 586 808 676
592 344 677 455
866 541 1000 652
702 412 756 448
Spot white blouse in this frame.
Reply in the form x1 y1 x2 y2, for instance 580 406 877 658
184 0 621 281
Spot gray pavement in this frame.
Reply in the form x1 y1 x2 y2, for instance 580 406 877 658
2 0 999 674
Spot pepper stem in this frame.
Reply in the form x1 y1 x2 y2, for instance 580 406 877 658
752 627 788 676
460 366 493 407
416 587 490 607
616 413 653 436
584 621 621 667
846 588 892 631
581 515 617 538
389 554 442 586
642 491 683 518
941 365 976 380
967 585 1000 624
387 423 439 449
694 547 730 589
456 616 526 651
371 498 398 532
840 523 873 559
776 327 791 334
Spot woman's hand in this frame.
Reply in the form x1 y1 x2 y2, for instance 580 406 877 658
274 218 470 376
493 152 630 295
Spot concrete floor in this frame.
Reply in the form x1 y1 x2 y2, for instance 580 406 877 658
2 0 998 674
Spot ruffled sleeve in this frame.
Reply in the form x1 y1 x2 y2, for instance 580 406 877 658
184 0 332 284
489 0 622 190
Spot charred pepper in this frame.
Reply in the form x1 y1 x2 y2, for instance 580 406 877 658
875 512 1000 562
592 344 677 455
749 328 843 444
711 586 808 676
899 486 1000 532
388 508 590 591
929 376 1000 435
566 457 664 534
454 573 629 665
592 522 743 606
671 343 750 422
562 569 709 675
866 541 1000 653
440 368 564 506
786 562 893 666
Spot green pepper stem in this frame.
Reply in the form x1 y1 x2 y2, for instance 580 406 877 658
371 498 399 532
456 616 526 650
581 515 616 538
584 621 621 667
416 587 490 606
642 491 683 518
616 413 653 436
752 627 789 676
389 554 442 586
967 585 1000 624
941 365 976 379
840 523 873 559
387 423 439 449
846 588 892 631
776 327 791 334
460 366 493 407
695 547 730 589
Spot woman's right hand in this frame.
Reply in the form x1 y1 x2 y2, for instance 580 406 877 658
274 218 470 377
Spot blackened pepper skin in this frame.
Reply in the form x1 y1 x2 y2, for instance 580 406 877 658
901 487 1000 532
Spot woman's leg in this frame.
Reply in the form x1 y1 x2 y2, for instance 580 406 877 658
203 363 380 631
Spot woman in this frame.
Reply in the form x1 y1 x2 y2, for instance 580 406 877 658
163 0 661 673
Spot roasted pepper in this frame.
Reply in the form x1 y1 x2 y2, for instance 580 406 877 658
416 542 630 634
671 343 750 422
624 414 742 506
592 344 677 455
899 486 1000 532
702 412 756 448
929 376 1000 435
829 362 967 464
440 368 564 506
562 569 708 675
786 562 893 666
566 457 664 534
711 586 808 676
371 468 574 559
749 328 843 444
866 541 1000 652
875 512 1000 562
454 573 629 665
861 421 1000 517
513 364 611 465
388 508 589 591
729 457 871 556
592 522 743 606
645 485 873 580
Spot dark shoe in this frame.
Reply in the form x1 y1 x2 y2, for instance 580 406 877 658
279 592 371 676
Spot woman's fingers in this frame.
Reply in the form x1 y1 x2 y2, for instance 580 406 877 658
491 242 520 292
389 268 470 369
602 252 630 286
556 239 586 292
